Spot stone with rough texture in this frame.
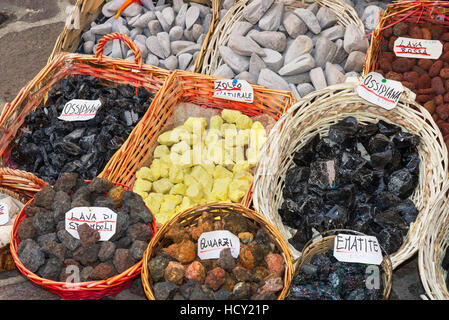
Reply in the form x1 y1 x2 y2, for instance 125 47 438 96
249 53 267 79
219 46 250 74
175 4 188 28
344 23 369 53
284 35 313 65
162 7 175 26
316 6 338 29
261 48 283 71
257 68 290 91
212 64 235 79
258 2 284 31
148 20 162 35
250 31 287 52
279 53 315 76
282 73 311 85
178 53 193 70
325 62 347 85
344 51 366 72
161 55 178 70
332 39 348 64
310 67 328 90
321 25 345 41
236 71 256 84
242 0 275 24
157 32 171 58
146 36 166 59
314 36 338 67
293 8 321 34
146 53 160 66
192 24 204 41
230 21 254 37
362 5 383 31
171 40 197 55
169 26 184 41
283 12 308 39
229 36 266 57
91 23 112 35
297 83 315 97
155 11 171 32
186 6 200 30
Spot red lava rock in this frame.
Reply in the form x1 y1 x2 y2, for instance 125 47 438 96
388 36 398 51
205 267 226 291
184 261 206 283
436 104 449 120
440 123 449 136
409 25 423 39
265 253 285 277
382 27 393 38
441 32 449 42
164 261 186 285
77 223 100 248
383 52 396 63
392 58 414 73
385 71 403 82
417 73 431 88
432 76 445 95
423 100 436 114
444 92 449 103
441 51 449 63
393 22 409 36
379 39 389 52
444 135 449 151
412 65 426 76
174 240 196 264
441 68 449 78
113 248 136 273
416 88 435 95
378 58 392 73
435 95 444 105
444 42 449 53
418 59 433 71
421 27 432 40
429 60 444 77
403 71 419 86
402 81 415 91
432 113 440 122
90 263 115 280
429 24 444 39
416 94 433 104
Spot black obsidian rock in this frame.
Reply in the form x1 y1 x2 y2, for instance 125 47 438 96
280 117 420 254
9 75 154 184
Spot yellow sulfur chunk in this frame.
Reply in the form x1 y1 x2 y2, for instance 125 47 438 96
222 123 237 141
171 140 190 154
180 149 194 168
154 212 170 226
206 141 225 165
211 177 232 201
210 115 223 131
150 159 162 180
234 171 254 185
222 109 242 124
184 174 198 187
169 165 184 184
246 147 258 167
186 183 203 202
170 183 187 196
236 129 250 146
191 165 213 193
225 146 245 164
233 160 250 174
134 190 149 200
153 145 170 158
229 182 247 202
152 178 173 194
133 178 153 193
159 161 170 178
204 130 221 146
252 121 265 131
200 160 215 175
159 200 177 215
191 142 205 166
157 130 179 146
256 135 268 151
235 114 253 130
184 117 207 133
135 167 153 181
214 165 233 179
144 192 164 214
178 196 192 212
172 126 190 141
164 194 183 206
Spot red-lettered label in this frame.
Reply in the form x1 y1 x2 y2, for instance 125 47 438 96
197 230 240 260
213 79 254 103
65 207 117 241
333 233 383 265
0 202 9 225
394 37 442 59
58 99 102 121
357 72 404 110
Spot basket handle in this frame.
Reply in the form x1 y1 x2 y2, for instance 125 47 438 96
95 33 143 69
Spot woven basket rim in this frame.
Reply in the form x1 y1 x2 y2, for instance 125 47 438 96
9 180 157 298
252 79 449 270
141 202 294 300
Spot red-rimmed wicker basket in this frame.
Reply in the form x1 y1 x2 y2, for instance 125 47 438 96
141 202 294 300
9 180 157 300
0 33 170 180
99 69 296 211
0 168 48 272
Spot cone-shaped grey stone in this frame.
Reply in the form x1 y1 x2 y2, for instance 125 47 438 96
284 35 313 65
242 0 275 24
229 36 266 57
258 2 284 31
257 68 290 91
219 46 250 74
250 31 286 52
278 53 315 76
293 8 321 34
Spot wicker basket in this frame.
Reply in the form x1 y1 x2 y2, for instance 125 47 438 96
252 79 448 270
9 180 157 300
0 168 46 272
294 229 393 300
49 0 221 73
0 33 170 183
418 180 449 300
200 0 365 76
141 202 294 300
99 69 295 208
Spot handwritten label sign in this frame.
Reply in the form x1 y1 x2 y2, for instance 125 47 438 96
197 230 240 260
58 99 102 121
357 72 404 110
0 202 9 226
65 207 117 241
333 233 383 265
394 37 442 59
213 79 254 103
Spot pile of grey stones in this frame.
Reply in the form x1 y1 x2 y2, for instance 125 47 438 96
212 0 370 99
80 0 233 71
347 0 389 32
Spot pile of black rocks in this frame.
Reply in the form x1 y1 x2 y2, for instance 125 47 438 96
280 116 420 254
16 172 154 282
10 75 154 184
